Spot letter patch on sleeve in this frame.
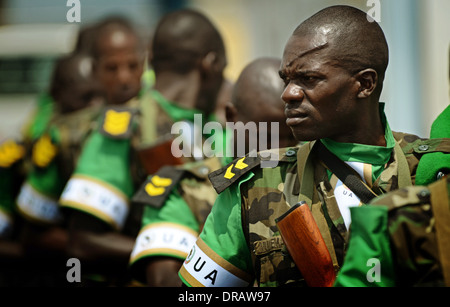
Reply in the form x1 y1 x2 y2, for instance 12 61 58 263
129 222 198 263
16 183 63 224
179 238 252 287
59 175 129 230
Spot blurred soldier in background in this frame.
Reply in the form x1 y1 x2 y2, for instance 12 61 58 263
6 51 104 286
128 57 298 286
59 8 228 286
91 17 146 106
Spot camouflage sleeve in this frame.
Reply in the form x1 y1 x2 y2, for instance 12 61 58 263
371 185 443 286
59 130 133 231
336 185 444 287
178 181 255 287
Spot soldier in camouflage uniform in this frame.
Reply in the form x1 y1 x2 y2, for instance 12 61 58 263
333 176 449 287
178 6 450 287
334 103 450 287
59 9 228 286
128 58 298 286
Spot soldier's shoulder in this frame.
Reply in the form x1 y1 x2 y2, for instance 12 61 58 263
131 165 185 209
180 157 223 180
208 146 300 194
393 131 450 155
131 157 223 209
369 185 431 210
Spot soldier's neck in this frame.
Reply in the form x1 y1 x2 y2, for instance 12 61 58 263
153 71 201 110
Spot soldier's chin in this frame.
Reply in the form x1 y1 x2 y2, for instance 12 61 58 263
113 91 138 105
289 128 317 143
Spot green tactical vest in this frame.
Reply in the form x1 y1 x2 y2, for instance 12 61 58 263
240 132 450 287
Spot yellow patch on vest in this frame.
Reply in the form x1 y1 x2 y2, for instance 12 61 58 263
224 164 235 179
144 176 173 196
0 140 25 168
103 109 132 136
224 157 250 180
32 135 58 168
151 176 173 187
144 183 165 196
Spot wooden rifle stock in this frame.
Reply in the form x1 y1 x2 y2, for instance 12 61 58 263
137 137 185 175
276 201 336 287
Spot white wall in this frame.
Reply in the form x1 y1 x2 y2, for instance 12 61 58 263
419 0 450 137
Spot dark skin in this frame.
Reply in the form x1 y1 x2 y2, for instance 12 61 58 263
65 27 145 284
151 9 227 118
142 53 227 288
152 50 226 116
67 211 135 279
280 31 385 147
144 58 298 287
230 58 297 151
213 78 234 126
68 13 227 286
51 54 105 114
6 54 106 286
95 29 145 105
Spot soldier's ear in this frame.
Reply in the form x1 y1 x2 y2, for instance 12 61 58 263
200 51 219 75
355 69 378 99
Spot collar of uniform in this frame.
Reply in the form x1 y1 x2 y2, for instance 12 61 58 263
150 89 204 123
320 103 395 166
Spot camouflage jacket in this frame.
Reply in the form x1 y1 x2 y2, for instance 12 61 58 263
335 175 450 287
205 132 450 287
129 157 222 283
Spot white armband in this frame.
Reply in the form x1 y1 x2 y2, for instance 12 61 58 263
130 222 198 263
60 175 129 230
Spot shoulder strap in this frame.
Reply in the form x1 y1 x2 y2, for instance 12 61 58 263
429 177 450 286
208 156 261 194
131 165 185 209
316 141 378 204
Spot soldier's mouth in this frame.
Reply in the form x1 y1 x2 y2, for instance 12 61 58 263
285 110 307 127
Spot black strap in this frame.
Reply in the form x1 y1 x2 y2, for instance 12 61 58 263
316 141 378 204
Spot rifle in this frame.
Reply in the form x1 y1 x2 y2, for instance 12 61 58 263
276 201 336 287
137 136 185 175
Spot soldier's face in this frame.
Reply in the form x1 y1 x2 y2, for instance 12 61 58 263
95 32 144 105
279 33 359 142
57 81 104 114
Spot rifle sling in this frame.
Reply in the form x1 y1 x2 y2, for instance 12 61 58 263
316 141 378 204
